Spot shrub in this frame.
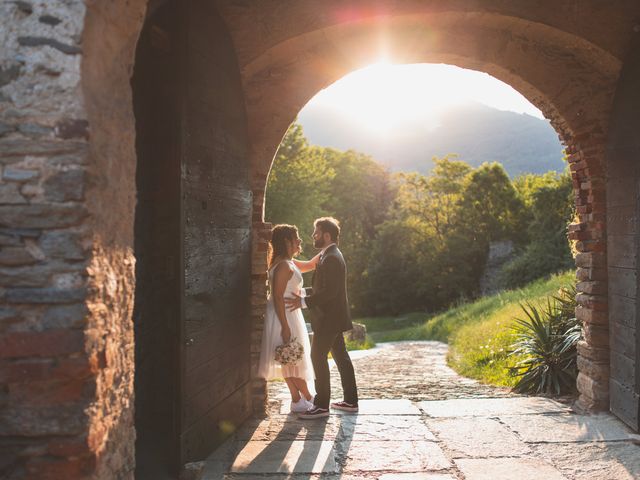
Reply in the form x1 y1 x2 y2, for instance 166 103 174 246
509 288 580 395
499 241 574 289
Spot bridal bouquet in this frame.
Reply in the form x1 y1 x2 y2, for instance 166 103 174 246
275 337 304 365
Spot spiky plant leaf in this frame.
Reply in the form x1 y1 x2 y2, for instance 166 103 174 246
509 290 582 395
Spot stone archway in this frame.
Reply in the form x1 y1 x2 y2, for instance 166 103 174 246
1 1 640 478
236 3 628 417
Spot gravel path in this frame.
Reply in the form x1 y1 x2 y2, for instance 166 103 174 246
269 340 513 409
336 341 514 401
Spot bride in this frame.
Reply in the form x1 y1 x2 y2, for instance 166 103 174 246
258 224 319 413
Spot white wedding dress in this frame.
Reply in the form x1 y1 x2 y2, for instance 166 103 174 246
258 260 315 383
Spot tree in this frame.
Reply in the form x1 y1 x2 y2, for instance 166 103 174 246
500 170 574 288
319 148 394 314
458 162 524 244
265 123 335 256
364 219 438 314
392 155 471 243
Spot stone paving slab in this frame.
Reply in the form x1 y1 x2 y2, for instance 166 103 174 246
199 342 640 480
236 416 343 441
224 475 457 480
337 399 421 415
530 441 640 480
340 440 451 473
228 440 338 474
499 412 635 443
238 413 436 443
455 457 566 480
378 474 457 480
339 414 437 441
427 417 530 457
419 396 571 417
279 398 421 416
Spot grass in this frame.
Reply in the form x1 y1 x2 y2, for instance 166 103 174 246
345 334 376 351
355 271 575 387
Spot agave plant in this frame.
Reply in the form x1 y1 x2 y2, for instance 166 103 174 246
510 293 581 395
553 284 578 324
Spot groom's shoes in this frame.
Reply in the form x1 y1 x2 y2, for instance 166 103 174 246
330 401 359 412
298 405 330 419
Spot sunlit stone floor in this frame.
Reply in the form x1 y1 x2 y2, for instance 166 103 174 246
192 342 640 480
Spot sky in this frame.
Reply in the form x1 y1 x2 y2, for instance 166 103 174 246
299 63 543 135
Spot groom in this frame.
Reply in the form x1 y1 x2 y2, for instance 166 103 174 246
286 217 359 419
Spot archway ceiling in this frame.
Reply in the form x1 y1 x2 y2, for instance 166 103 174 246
212 1 640 174
216 0 639 69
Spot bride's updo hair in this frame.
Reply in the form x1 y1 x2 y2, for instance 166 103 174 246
269 224 299 268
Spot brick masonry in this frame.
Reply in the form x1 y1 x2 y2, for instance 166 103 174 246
0 0 639 478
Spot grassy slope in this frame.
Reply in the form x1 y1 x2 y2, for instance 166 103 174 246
357 271 574 387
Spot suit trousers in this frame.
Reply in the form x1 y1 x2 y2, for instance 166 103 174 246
311 329 358 409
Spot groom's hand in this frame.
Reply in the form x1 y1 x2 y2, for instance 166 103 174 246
285 293 302 311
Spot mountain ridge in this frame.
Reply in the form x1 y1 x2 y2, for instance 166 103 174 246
298 101 566 176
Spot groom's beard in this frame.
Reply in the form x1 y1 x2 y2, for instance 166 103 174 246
314 237 326 249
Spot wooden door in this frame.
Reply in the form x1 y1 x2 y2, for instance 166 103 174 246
178 0 253 464
607 33 640 431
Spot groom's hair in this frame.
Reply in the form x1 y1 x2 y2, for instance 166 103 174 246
314 217 340 241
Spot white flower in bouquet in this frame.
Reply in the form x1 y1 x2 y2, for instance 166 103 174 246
275 337 304 365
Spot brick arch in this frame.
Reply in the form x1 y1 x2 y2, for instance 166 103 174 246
243 12 619 185
243 11 623 414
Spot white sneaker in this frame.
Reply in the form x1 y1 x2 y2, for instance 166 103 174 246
290 398 310 413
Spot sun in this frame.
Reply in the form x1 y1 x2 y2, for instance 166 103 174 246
303 63 543 137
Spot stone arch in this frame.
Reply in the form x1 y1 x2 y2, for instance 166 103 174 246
241 8 627 416
242 12 619 187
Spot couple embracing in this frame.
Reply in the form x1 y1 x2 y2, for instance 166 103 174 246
258 217 359 419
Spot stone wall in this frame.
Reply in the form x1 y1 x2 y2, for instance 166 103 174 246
569 134 610 411
1 0 149 477
479 240 515 296
81 0 147 477
250 220 271 415
0 0 136 478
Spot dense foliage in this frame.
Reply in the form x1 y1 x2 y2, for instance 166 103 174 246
500 171 575 288
265 122 573 317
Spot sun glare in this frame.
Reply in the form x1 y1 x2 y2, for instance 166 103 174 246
303 63 543 136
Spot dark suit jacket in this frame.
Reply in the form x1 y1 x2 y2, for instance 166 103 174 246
304 244 352 334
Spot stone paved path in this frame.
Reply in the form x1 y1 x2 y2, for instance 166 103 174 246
329 341 514 402
197 341 640 480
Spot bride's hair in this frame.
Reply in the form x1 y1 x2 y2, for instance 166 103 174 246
269 224 299 268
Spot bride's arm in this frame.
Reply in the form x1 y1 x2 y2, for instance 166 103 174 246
272 263 294 342
293 252 321 273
